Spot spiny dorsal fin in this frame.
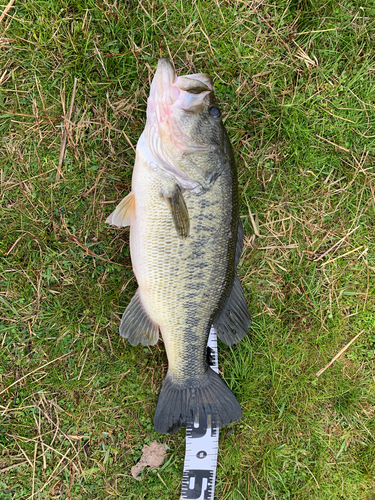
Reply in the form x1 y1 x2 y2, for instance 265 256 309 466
106 191 135 227
120 289 159 346
164 185 190 239
212 219 250 345
236 217 244 266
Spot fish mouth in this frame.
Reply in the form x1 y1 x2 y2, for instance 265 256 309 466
148 59 178 121
149 58 213 113
144 59 213 189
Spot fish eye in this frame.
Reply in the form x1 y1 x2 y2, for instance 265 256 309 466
209 106 221 119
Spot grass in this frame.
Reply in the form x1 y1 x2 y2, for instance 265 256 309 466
1 0 375 498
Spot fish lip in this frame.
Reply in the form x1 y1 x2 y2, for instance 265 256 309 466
148 58 177 110
156 58 176 80
150 59 213 104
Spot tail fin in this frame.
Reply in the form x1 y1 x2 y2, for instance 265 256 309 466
153 368 242 434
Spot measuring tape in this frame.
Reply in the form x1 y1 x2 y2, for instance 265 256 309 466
181 327 219 500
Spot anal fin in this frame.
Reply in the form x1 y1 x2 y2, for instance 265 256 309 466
213 275 251 346
120 289 159 346
106 191 135 227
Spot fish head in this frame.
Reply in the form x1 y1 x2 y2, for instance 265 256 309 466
145 58 226 189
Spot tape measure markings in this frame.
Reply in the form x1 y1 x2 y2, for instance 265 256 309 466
181 327 219 500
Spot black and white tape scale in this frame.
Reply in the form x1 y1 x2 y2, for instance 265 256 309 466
181 327 219 500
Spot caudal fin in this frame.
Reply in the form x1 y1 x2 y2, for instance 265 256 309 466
153 368 242 434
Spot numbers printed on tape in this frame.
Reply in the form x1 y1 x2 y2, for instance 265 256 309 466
182 469 214 500
181 328 219 500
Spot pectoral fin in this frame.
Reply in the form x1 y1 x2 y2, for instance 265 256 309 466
164 185 190 238
106 192 135 227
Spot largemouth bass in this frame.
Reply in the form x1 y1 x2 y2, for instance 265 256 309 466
106 59 250 434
